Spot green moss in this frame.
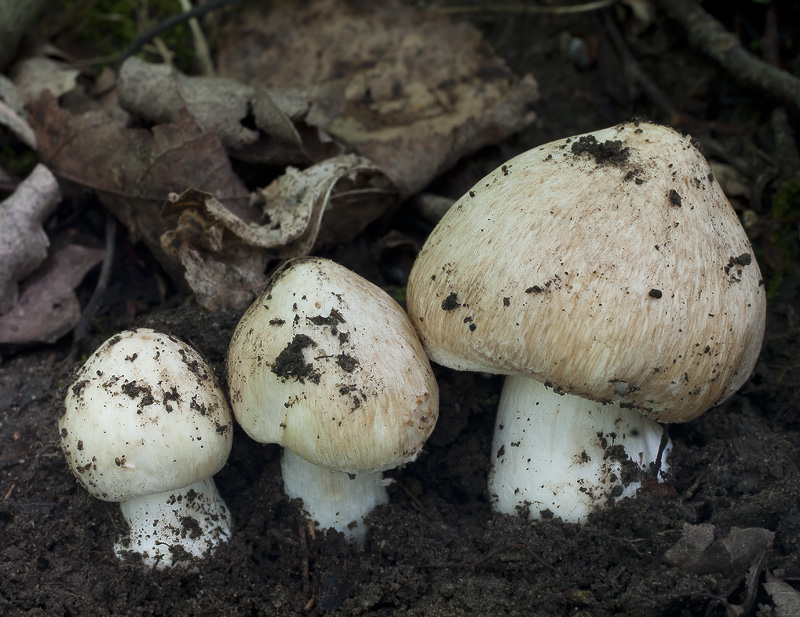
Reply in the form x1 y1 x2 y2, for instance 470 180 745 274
764 173 800 301
773 173 800 219
0 144 37 178
69 0 198 73
391 285 407 306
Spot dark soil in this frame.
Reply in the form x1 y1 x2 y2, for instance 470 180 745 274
2 2 800 616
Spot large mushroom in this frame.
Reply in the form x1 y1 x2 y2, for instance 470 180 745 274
407 121 766 523
227 257 438 542
59 328 234 568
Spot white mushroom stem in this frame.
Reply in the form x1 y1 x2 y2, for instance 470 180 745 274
488 376 671 524
281 449 390 543
115 478 232 570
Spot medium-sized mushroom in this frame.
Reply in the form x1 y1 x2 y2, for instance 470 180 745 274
59 328 233 569
407 121 766 523
227 257 438 542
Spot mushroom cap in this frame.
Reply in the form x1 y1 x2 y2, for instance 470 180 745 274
407 122 766 422
226 257 438 474
59 328 233 502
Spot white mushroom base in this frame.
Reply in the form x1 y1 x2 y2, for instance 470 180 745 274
489 376 671 524
115 477 232 569
281 449 390 543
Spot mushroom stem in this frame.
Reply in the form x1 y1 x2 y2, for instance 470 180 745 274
488 376 671 524
115 477 232 569
281 449 389 543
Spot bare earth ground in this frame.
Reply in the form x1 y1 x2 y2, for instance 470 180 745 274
2 2 800 616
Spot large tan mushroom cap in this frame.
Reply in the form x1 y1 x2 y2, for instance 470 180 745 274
407 122 765 422
227 257 438 473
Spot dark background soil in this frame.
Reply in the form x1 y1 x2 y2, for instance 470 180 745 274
2 2 800 616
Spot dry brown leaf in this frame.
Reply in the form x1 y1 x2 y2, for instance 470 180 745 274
11 56 79 104
0 76 36 148
0 99 36 149
665 523 773 616
764 570 800 617
216 0 539 197
28 92 251 283
665 523 774 576
117 57 339 165
0 164 61 314
160 154 394 309
0 240 104 345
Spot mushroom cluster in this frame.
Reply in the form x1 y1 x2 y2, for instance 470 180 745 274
58 120 766 564
227 257 438 542
407 121 766 523
59 328 233 569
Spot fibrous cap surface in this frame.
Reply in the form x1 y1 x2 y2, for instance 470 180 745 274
227 257 438 472
408 122 765 422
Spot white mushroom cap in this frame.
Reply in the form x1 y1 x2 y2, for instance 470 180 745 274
59 328 234 567
407 122 766 423
227 257 438 473
60 328 233 501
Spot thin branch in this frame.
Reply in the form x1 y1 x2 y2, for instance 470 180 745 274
73 215 117 342
115 0 242 73
653 0 800 115
432 0 618 16
653 423 670 477
602 12 680 120
178 0 215 76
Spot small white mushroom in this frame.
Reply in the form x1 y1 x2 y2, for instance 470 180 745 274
227 257 438 542
59 328 233 569
407 121 766 523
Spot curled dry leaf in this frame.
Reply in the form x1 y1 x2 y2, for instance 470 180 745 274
118 57 340 165
0 240 104 345
216 0 539 197
0 164 61 314
28 92 251 284
160 154 394 310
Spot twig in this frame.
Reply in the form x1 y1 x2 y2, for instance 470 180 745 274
397 479 427 514
653 0 800 115
653 423 670 477
602 12 681 121
299 520 314 612
432 0 618 16
178 0 215 76
115 0 242 73
73 215 117 342
691 131 754 180
770 108 800 179
680 448 725 501
151 37 175 66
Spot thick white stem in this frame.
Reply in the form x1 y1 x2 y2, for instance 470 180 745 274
115 477 232 569
281 448 389 543
489 376 671 524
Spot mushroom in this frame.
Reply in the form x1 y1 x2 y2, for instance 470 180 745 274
59 328 233 568
406 121 766 523
226 257 438 542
